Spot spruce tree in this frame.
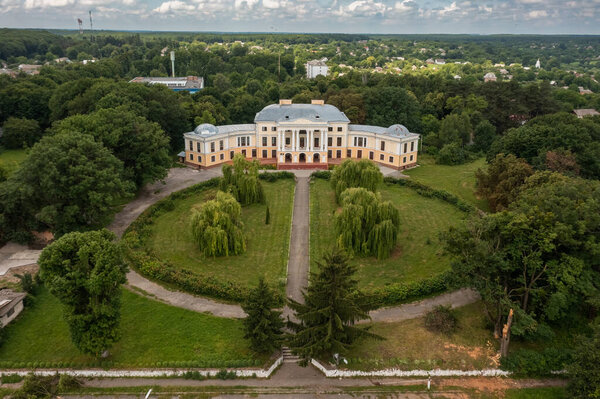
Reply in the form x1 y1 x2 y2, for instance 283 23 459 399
265 205 270 225
287 249 380 364
242 277 284 353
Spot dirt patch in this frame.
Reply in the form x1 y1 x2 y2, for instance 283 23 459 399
389 245 403 259
0 264 39 284
442 340 499 368
436 377 567 396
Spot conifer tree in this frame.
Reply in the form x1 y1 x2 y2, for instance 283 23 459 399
191 191 245 257
330 159 383 203
287 249 380 364
265 205 270 225
242 277 284 353
220 154 265 205
335 187 400 259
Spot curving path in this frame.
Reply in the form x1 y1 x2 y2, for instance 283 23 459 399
91 165 480 322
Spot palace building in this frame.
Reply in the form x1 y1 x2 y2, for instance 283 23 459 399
182 100 420 170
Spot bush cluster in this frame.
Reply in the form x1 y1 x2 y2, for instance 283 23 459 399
0 358 261 369
258 171 295 182
310 170 332 180
501 348 573 376
424 305 457 334
383 177 476 213
369 271 452 307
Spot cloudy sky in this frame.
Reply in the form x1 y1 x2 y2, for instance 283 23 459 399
0 0 598 34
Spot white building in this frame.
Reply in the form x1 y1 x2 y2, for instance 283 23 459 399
306 60 328 79
0 290 26 327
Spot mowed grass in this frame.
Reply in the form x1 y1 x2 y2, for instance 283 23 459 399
404 154 489 211
345 302 498 371
0 149 28 174
146 179 295 291
0 287 265 367
309 178 465 289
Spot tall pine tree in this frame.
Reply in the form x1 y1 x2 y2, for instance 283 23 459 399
287 249 380 364
242 277 284 353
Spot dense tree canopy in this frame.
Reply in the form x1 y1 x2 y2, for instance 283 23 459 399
38 229 127 356
190 191 246 257
52 107 171 187
335 187 400 260
0 117 41 149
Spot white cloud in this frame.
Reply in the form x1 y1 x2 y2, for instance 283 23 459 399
262 0 280 8
153 0 195 13
438 1 459 15
234 0 259 8
526 9 548 18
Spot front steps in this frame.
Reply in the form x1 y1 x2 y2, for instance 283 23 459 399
282 346 300 363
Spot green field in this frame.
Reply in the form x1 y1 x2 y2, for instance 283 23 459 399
0 149 27 174
145 179 295 291
405 154 489 211
0 287 265 367
309 178 465 290
345 302 497 371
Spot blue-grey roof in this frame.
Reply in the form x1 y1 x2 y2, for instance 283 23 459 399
194 123 218 135
177 151 185 157
186 124 255 138
255 104 350 123
350 124 419 138
217 124 255 134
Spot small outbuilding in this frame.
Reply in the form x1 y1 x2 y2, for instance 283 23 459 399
573 109 600 118
0 289 26 327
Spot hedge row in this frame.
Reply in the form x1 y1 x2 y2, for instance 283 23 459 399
383 177 476 213
368 271 452 307
500 348 573 376
310 170 332 180
0 358 262 370
258 171 296 181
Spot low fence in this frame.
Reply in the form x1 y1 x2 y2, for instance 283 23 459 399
310 359 511 378
0 356 283 379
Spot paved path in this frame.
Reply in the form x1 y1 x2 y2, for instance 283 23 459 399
283 176 310 321
363 288 480 324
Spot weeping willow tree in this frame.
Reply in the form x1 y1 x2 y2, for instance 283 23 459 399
335 187 400 259
330 159 384 203
191 191 246 257
220 154 265 205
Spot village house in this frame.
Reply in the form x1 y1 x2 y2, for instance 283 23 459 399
0 289 26 327
183 100 420 171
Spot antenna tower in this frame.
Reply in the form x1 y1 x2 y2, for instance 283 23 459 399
170 51 175 78
77 18 83 34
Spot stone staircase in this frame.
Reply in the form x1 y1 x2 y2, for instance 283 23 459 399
282 347 300 363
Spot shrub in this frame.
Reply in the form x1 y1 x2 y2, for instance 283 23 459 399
310 170 332 180
215 369 236 380
183 370 206 380
258 171 295 181
1 374 24 384
265 206 270 225
370 271 452 307
424 305 457 334
436 142 469 165
11 374 59 399
58 374 81 391
501 347 573 376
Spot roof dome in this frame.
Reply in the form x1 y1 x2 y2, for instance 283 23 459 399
194 123 218 135
387 124 410 136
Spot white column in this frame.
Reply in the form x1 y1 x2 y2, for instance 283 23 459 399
320 131 324 152
295 129 299 151
278 130 282 151
324 130 328 152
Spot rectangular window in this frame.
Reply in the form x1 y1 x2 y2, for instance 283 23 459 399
358 137 364 147
411 141 415 152
328 137 332 146
189 141 193 151
357 150 362 158
404 143 408 153
189 154 194 160
252 149 257 158
403 156 407 163
196 142 201 152
328 150 332 158
242 149 247 157
211 155 215 162
262 150 267 158
199 156 202 162
285 137 290 145
272 149 277 158
336 150 342 158
337 127 342 132
262 126 267 131
369 151 374 160
337 137 342 146
353 137 357 146
219 140 224 151
220 153 224 160
328 126 333 132
410 155 414 161
347 149 352 158
210 142 215 153
389 156 394 163
380 141 385 151
271 126 277 131
379 154 384 161
272 137 277 146
314 138 319 148
230 151 235 159
262 137 267 146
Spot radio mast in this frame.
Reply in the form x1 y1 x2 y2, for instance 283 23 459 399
89 10 94 41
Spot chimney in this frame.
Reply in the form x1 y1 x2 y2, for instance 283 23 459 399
311 99 324 105
279 99 292 105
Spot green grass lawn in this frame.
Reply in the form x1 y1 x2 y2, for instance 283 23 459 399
0 149 28 174
0 287 266 368
309 178 465 290
145 179 295 292
344 302 498 371
503 387 568 399
405 154 489 211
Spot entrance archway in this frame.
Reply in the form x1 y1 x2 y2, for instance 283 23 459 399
285 153 292 163
313 153 320 163
299 153 306 163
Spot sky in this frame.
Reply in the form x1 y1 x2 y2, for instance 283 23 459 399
0 0 599 34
